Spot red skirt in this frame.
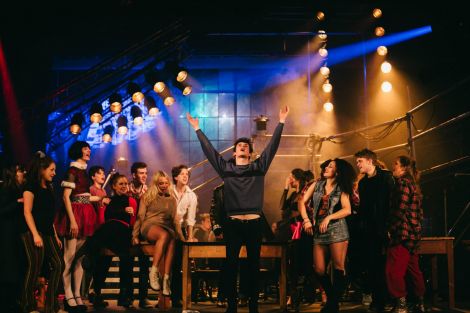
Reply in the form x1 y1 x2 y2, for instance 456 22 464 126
55 202 97 238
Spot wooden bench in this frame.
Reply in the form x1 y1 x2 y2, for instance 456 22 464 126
105 242 287 310
417 237 455 309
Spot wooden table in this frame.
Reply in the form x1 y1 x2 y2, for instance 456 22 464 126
181 242 287 311
417 237 455 309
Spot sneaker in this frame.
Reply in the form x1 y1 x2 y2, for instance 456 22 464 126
162 274 171 296
362 293 373 305
149 266 161 291
391 297 408 313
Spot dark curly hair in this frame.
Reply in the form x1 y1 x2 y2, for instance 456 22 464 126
332 158 356 196
171 164 189 184
68 141 90 160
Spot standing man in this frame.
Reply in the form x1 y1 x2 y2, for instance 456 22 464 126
128 162 152 309
170 164 198 307
354 149 395 312
186 105 289 313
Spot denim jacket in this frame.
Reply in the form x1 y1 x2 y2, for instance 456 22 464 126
310 180 342 220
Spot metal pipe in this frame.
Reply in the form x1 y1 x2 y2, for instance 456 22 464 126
412 111 470 140
192 176 221 192
188 146 234 171
335 142 408 160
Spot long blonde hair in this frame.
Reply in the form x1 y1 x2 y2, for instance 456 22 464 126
142 170 173 206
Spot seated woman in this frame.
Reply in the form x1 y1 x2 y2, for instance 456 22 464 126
70 173 137 308
132 170 184 296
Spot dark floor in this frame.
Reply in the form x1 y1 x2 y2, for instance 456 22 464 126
80 299 470 313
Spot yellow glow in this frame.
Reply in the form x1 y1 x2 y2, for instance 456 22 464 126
182 86 192 96
377 46 388 56
90 113 102 124
322 82 332 93
110 102 122 113
381 61 392 73
176 70 188 82
154 82 166 93
319 48 328 57
133 116 144 126
148 107 160 116
375 26 385 37
132 92 144 103
164 96 175 106
316 11 325 21
318 30 327 40
69 124 81 134
323 102 334 112
381 81 392 92
102 133 112 143
320 66 330 76
372 8 382 18
118 126 128 135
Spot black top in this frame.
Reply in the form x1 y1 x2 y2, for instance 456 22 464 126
196 122 284 216
22 182 56 235
357 167 395 238
105 194 133 225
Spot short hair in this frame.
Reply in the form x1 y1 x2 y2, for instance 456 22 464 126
131 162 147 174
68 141 90 160
110 172 127 187
199 213 211 223
89 165 105 178
171 164 189 184
233 137 253 153
354 148 377 162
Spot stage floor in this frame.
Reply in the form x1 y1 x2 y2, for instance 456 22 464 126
80 299 470 312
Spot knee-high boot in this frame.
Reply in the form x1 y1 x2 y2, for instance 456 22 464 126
331 269 347 312
316 273 336 313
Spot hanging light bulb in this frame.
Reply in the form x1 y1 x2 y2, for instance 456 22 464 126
144 95 160 116
320 66 330 76
117 115 128 135
90 102 103 124
377 46 388 56
381 81 392 93
69 113 84 134
318 30 327 40
375 26 385 37
372 8 382 18
130 106 144 126
109 93 122 113
323 102 334 112
319 48 328 57
127 82 144 103
316 11 325 21
322 80 333 93
381 61 392 73
102 125 114 143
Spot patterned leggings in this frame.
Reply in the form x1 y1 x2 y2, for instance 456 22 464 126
20 232 64 313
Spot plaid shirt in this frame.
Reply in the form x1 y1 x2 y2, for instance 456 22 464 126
387 176 423 253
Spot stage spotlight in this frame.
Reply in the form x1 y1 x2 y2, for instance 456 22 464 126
320 66 330 76
319 48 328 57
377 46 388 56
381 81 392 93
144 95 160 116
90 102 103 124
372 8 382 18
127 82 144 103
322 80 333 93
375 26 385 37
317 30 327 40
254 115 269 135
381 61 392 73
323 102 334 112
174 68 192 96
130 106 144 126
109 93 122 113
102 125 114 143
316 11 325 21
117 115 128 135
154 82 175 106
70 113 84 134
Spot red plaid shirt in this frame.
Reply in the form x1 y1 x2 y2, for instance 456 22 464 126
387 176 423 253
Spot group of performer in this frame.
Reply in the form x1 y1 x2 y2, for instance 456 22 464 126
0 105 425 313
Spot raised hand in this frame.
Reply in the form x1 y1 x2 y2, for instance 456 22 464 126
279 105 289 123
186 112 200 130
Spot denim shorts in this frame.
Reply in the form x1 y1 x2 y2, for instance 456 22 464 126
314 217 349 245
